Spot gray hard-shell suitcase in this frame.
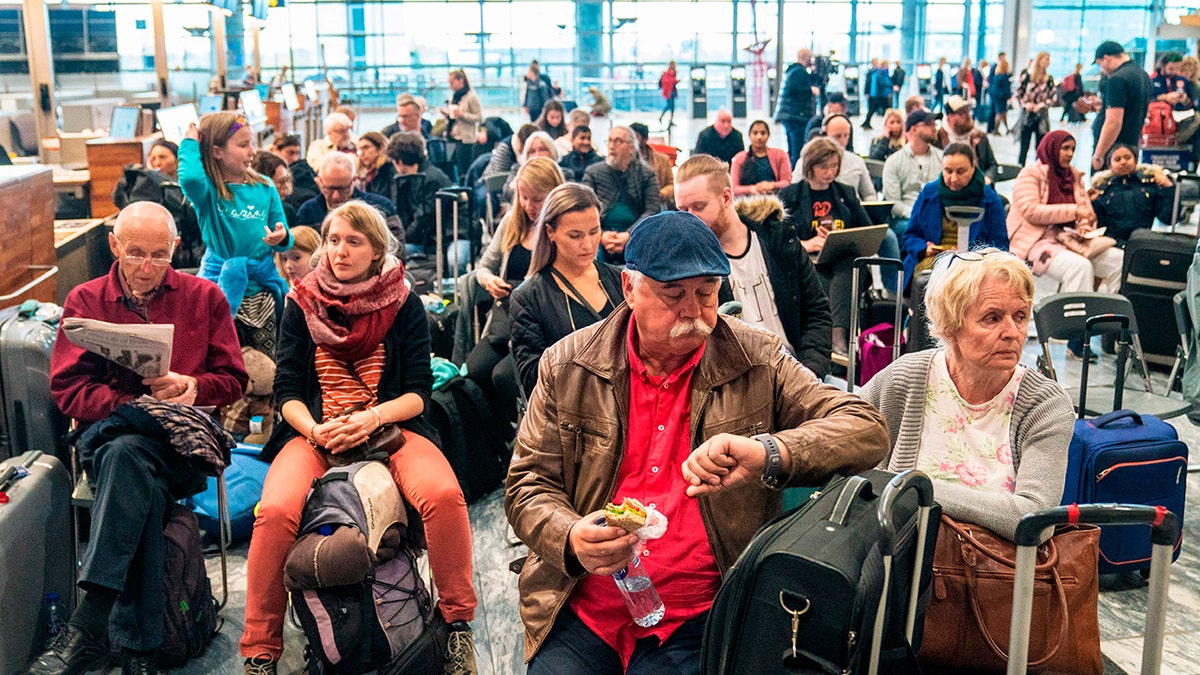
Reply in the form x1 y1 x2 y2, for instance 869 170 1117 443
0 300 68 463
0 450 74 675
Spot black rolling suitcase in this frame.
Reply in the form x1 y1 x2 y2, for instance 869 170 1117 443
0 451 74 674
1116 174 1200 365
905 269 935 354
702 470 939 675
0 300 68 462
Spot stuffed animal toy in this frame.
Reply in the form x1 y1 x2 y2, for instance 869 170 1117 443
221 346 276 445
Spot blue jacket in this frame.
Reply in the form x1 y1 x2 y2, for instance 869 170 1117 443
870 68 892 98
901 180 1009 286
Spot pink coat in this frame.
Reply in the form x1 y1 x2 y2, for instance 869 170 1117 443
1005 161 1093 274
730 147 793 195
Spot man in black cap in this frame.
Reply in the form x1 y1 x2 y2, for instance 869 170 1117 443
1087 40 1152 171
505 211 888 674
883 109 944 236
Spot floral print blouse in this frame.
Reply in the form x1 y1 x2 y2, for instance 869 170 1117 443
916 350 1023 494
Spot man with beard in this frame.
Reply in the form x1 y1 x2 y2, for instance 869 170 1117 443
934 95 998 183
505 210 888 675
674 154 832 379
883 109 944 237
582 125 662 263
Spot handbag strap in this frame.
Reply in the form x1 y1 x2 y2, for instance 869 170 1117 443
952 519 1071 667
943 515 1060 571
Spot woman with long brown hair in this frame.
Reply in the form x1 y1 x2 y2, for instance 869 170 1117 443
1015 51 1056 165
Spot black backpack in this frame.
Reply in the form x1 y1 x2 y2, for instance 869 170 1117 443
111 165 205 269
287 462 444 675
427 376 510 503
158 503 220 668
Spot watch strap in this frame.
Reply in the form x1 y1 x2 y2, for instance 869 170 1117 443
754 433 783 489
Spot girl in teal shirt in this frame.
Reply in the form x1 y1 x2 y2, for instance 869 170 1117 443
180 112 292 353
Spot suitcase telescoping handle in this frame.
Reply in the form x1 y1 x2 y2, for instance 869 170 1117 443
1078 313 1130 419
1168 171 1200 232
433 187 471 302
876 470 935 650
847 257 904 393
1007 504 1180 675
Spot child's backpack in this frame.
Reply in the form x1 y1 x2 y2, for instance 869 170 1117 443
1142 101 1178 147
285 461 444 674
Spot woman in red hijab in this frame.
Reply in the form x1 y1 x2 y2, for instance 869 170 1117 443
1006 129 1123 357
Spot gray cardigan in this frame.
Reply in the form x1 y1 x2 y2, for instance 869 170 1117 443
859 350 1073 540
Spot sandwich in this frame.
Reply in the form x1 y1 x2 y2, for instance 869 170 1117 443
604 497 648 532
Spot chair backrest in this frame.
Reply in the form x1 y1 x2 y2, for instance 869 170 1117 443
1173 290 1192 346
864 158 886 180
994 163 1022 183
485 172 508 194
1032 292 1140 343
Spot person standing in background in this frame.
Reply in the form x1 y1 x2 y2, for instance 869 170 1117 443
659 61 679 126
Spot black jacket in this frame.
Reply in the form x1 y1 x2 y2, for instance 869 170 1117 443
509 262 625 395
390 162 467 250
775 63 817 122
559 149 603 179
262 291 437 462
1091 168 1175 244
695 126 745 164
717 196 833 379
363 160 398 200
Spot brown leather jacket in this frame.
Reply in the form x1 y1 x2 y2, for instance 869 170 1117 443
504 304 889 661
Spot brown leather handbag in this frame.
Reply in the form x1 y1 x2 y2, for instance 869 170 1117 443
918 515 1103 674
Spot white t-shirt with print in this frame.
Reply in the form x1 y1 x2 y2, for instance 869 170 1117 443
726 231 794 354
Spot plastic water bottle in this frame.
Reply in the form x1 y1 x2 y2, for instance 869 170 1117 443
45 593 66 644
613 554 664 627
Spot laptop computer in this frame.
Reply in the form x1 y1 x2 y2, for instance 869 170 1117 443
156 104 199 144
109 106 140 138
198 94 224 115
861 200 896 226
813 224 889 265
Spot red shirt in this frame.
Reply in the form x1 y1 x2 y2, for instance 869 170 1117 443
570 317 721 667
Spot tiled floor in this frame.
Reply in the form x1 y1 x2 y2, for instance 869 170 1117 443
97 104 1200 673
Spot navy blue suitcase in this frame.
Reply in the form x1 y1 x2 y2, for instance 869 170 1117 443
1062 319 1187 573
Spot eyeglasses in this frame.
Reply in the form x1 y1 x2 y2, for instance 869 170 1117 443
319 182 354 194
227 115 248 137
117 240 175 267
607 138 628 146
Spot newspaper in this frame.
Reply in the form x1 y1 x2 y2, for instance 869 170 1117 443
61 318 173 378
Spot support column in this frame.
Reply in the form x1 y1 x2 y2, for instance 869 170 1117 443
961 0 973 63
976 0 988 61
900 0 923 86
576 0 603 81
848 0 859 64
212 6 228 89
22 0 55 161
731 0 739 65
151 0 170 105
1001 0 1031 68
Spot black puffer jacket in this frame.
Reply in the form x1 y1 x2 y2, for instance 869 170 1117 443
718 195 833 379
1091 166 1175 244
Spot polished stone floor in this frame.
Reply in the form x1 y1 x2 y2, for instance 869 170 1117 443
90 104 1200 674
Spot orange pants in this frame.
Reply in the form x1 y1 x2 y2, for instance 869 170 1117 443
239 431 476 660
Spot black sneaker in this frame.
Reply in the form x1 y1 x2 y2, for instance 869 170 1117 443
24 625 110 675
444 621 477 675
120 649 156 675
243 655 277 675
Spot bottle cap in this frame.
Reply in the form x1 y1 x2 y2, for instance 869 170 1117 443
0 492 8 504
318 525 333 536
47 593 59 602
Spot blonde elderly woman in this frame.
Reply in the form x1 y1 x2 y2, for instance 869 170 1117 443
306 111 356 172
859 248 1073 540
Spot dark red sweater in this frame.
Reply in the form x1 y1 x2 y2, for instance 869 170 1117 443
50 263 248 423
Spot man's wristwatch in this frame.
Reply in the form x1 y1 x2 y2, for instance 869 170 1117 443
754 433 783 489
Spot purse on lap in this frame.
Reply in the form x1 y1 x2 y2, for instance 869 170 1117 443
918 514 1103 674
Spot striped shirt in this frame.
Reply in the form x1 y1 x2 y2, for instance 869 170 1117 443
316 343 386 420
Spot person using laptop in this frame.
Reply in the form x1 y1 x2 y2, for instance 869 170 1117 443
780 138 873 356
